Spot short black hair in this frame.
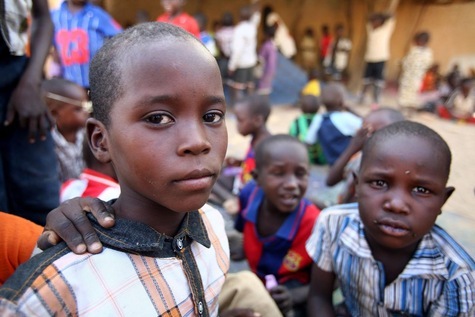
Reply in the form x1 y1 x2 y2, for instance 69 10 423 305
236 94 271 122
254 134 306 170
414 31 430 44
300 94 320 114
362 121 452 179
368 107 405 123
89 22 199 126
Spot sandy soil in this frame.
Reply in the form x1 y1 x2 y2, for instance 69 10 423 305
225 97 475 257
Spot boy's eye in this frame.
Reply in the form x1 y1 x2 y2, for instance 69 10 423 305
370 180 387 188
413 186 431 195
203 111 224 123
145 113 174 125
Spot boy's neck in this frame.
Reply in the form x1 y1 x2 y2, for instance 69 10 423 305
67 1 86 13
57 126 80 144
167 9 183 19
112 196 187 237
251 127 271 147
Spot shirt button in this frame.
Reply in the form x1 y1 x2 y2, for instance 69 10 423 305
198 301 203 314
176 238 183 250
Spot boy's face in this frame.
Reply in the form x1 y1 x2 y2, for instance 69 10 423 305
356 135 454 253
95 39 227 214
255 141 309 214
234 102 258 137
53 86 89 132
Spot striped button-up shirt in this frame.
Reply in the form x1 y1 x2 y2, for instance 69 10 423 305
306 203 475 316
0 204 229 316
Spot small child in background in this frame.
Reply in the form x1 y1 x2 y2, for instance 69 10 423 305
305 83 362 166
323 24 352 81
325 107 405 204
289 94 326 165
235 134 321 317
60 137 119 203
398 31 433 110
211 94 272 213
194 12 219 57
156 0 200 37
42 78 90 182
301 68 322 97
438 77 475 123
256 24 278 98
306 121 475 316
299 27 317 73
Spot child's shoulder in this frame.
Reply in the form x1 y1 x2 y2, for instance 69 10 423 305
428 225 475 271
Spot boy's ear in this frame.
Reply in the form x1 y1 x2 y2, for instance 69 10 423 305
86 118 112 163
443 186 455 204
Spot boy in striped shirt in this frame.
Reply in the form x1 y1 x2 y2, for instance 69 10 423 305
306 121 475 316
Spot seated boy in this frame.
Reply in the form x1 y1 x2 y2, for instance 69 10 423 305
305 83 362 166
306 121 475 316
211 94 271 213
0 22 230 316
235 134 321 316
325 107 405 204
42 78 90 182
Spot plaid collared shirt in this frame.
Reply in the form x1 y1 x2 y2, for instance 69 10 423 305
306 203 475 317
0 204 229 316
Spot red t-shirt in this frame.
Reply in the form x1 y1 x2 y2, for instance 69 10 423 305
157 12 200 38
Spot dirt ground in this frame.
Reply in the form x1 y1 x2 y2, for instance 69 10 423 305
225 94 475 257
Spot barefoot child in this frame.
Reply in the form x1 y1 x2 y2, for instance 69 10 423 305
236 135 321 316
0 22 229 316
306 121 475 316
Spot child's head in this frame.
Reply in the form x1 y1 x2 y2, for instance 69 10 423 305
363 107 405 132
234 94 271 137
160 0 185 15
460 77 474 96
300 94 320 115
194 12 207 33
321 24 329 36
87 22 227 215
42 78 89 134
356 121 454 253
254 135 310 214
264 24 277 40
239 5 252 21
334 23 345 37
68 0 87 7
414 31 430 47
221 12 234 27
321 82 345 111
308 68 320 81
369 13 385 28
304 27 314 37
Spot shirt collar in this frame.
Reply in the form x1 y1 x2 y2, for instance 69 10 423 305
88 208 211 258
339 214 449 279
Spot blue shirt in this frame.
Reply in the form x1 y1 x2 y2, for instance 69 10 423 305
306 203 475 316
51 1 122 87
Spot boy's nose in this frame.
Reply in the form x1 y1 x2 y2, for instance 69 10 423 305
176 123 211 155
283 174 298 188
383 191 410 214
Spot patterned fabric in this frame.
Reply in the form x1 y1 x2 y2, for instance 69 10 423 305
51 1 122 87
51 127 85 183
157 12 200 38
398 45 433 107
236 181 320 285
0 205 230 316
257 39 277 94
0 0 31 56
60 168 120 203
239 145 255 186
306 204 475 317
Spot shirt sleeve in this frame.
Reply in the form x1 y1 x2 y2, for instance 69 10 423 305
228 27 245 71
98 10 122 37
305 114 323 144
305 210 334 272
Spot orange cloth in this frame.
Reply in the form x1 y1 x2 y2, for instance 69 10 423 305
0 212 43 286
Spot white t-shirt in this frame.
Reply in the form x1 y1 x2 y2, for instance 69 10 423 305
364 18 395 62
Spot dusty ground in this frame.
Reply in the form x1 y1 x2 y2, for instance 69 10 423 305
225 93 475 257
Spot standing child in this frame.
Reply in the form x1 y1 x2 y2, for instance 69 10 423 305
51 0 122 89
398 31 433 110
289 94 326 165
256 25 278 98
235 135 321 317
0 22 229 316
323 24 352 81
299 28 317 73
42 78 89 182
157 0 200 38
306 121 475 316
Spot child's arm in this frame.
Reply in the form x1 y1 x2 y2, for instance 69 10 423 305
307 264 337 317
326 125 370 186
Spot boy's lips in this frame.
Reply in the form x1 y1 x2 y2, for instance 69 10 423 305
279 192 300 207
173 169 215 191
374 219 411 237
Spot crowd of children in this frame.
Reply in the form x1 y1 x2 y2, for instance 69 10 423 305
1 0 474 316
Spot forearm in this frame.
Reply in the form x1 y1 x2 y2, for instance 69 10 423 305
387 0 400 15
23 0 53 83
307 296 335 317
326 147 357 186
290 284 309 306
